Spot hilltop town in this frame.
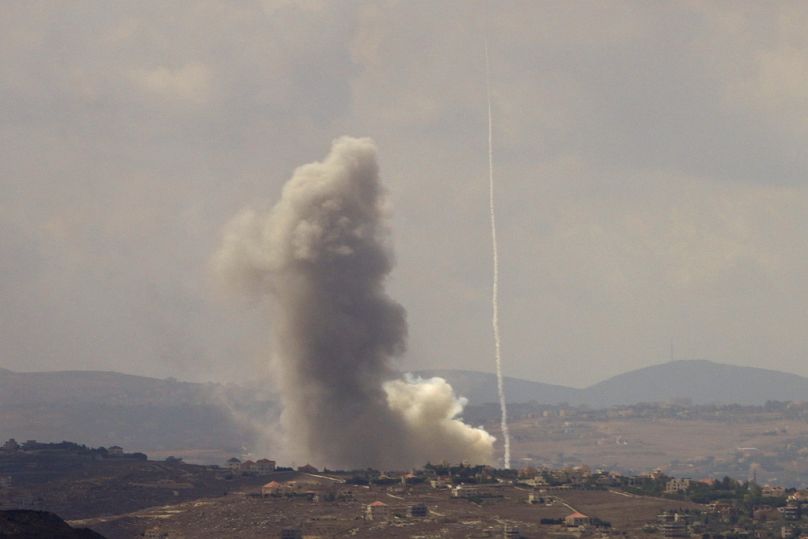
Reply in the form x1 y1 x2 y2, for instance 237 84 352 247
473 400 808 490
3 438 808 538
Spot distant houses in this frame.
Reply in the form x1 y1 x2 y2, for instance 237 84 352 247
1 439 19 452
657 511 688 538
429 477 449 489
0 438 145 461
222 455 326 480
2 445 806 538
763 485 786 498
226 456 276 476
451 485 481 499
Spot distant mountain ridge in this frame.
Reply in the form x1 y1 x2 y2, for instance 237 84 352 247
0 368 277 461
582 359 808 406
415 359 808 407
412 368 578 405
0 368 209 406
0 360 806 460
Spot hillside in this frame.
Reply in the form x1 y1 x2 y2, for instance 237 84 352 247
582 359 808 406
0 510 105 538
417 360 808 407
1 360 806 461
412 369 578 405
0 369 277 462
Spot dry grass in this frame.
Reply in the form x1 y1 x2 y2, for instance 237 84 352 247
498 415 808 472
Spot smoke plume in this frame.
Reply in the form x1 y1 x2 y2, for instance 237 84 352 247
215 137 494 469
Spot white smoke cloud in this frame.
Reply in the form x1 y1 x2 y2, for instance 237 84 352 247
215 136 494 469
384 375 495 464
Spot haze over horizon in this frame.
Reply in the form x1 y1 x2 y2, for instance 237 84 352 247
3 2 808 389
4 358 807 394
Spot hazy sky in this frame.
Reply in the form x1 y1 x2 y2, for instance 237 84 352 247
2 1 808 388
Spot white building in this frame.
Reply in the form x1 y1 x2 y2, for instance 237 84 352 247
452 486 481 498
430 477 449 489
256 459 276 474
522 476 547 488
665 478 691 493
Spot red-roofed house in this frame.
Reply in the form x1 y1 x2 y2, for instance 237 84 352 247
565 511 591 527
366 501 388 521
261 481 285 496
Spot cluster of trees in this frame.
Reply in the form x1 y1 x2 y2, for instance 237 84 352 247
2 439 146 460
628 473 791 512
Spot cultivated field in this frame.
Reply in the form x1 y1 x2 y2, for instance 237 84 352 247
72 476 697 538
498 413 808 484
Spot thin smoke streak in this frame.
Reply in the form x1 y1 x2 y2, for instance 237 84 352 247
485 38 511 469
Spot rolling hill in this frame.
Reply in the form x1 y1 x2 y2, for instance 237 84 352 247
1 360 806 461
416 359 808 407
0 369 278 461
412 368 578 405
581 359 808 406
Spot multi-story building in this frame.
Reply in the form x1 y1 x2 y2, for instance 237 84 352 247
664 478 691 493
256 459 276 474
783 502 800 521
658 511 688 538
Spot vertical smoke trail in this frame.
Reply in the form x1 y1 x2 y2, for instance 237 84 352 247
485 39 511 469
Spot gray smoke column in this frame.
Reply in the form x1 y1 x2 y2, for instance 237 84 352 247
215 137 494 469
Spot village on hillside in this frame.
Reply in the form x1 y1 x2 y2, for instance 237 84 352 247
3 438 808 538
